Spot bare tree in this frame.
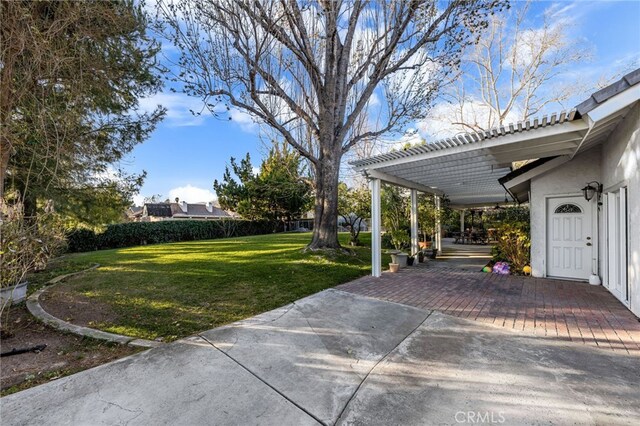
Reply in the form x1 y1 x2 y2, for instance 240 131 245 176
156 0 504 249
429 0 591 135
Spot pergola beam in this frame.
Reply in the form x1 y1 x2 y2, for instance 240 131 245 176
354 120 589 171
366 169 444 196
396 167 510 183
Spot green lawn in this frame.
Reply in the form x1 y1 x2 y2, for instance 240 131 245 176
39 232 387 341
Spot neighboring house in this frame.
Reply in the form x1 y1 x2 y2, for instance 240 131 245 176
352 68 640 317
140 201 234 221
126 206 143 221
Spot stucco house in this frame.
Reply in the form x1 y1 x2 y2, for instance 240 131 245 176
352 68 640 317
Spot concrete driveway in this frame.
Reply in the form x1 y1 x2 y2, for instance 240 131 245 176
2 289 639 425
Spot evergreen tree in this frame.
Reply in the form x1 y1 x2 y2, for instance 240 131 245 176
214 148 311 227
1 0 165 223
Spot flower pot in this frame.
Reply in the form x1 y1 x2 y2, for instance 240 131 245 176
1 281 28 307
429 249 438 259
418 252 425 263
391 252 408 267
389 263 399 273
407 257 415 266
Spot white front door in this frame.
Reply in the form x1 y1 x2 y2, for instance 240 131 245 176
547 197 593 280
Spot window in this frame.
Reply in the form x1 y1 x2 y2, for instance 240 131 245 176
554 203 582 214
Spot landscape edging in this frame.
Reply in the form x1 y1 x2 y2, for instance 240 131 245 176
26 265 163 349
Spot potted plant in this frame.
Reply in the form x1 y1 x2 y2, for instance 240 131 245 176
0 200 65 320
389 230 409 267
417 251 425 263
406 255 415 266
429 248 438 259
389 262 399 273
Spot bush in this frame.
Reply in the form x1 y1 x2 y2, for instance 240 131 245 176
66 228 100 252
1 200 67 289
66 219 274 252
381 233 393 250
492 222 530 274
389 229 410 251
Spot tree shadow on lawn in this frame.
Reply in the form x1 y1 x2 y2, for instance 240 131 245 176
49 251 374 341
72 241 362 269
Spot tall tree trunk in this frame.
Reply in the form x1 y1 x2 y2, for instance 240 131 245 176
308 149 341 250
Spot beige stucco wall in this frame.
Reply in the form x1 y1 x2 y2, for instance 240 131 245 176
600 102 640 316
530 146 602 279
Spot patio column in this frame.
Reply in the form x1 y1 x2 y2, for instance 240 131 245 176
410 189 419 255
435 195 442 251
370 178 382 277
460 209 465 232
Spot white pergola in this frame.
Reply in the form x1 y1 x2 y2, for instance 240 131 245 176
352 82 640 277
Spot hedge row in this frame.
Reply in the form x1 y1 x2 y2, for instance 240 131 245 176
66 219 274 253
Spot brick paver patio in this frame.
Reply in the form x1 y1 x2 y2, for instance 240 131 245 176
339 262 640 354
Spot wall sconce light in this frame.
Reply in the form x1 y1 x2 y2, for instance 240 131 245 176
581 181 602 201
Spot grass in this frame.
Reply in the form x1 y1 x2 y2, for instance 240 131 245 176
35 232 388 341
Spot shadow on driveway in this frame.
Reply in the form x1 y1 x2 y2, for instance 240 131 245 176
2 289 639 425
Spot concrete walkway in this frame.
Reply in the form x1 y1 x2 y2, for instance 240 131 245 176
432 238 493 271
2 289 639 425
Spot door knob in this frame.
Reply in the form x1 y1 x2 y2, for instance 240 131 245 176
586 242 592 246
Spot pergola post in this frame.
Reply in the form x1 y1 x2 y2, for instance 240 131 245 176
460 209 465 232
370 178 382 277
435 195 442 251
410 189 419 256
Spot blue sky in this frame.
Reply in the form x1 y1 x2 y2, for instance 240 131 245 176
125 0 640 205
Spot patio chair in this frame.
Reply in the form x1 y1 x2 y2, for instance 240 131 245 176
477 231 489 244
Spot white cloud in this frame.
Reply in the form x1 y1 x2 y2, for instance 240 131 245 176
139 92 210 127
368 92 381 107
418 97 522 140
546 2 578 20
168 184 216 203
133 193 145 206
385 129 424 151
544 1 603 27
92 165 120 182
229 108 260 133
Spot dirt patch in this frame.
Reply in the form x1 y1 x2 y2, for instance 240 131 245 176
1 305 140 396
39 282 119 328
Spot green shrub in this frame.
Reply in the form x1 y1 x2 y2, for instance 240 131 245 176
381 233 393 249
66 228 100 252
1 201 66 288
389 229 410 251
66 219 273 252
492 222 530 273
